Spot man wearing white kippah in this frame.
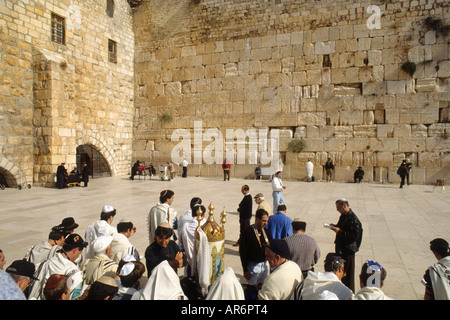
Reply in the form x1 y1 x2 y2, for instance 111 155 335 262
84 205 118 259
115 260 145 300
82 235 118 285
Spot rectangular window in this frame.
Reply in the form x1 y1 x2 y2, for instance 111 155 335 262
108 39 117 63
51 13 65 45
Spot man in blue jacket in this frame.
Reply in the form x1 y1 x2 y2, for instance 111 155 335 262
267 204 293 240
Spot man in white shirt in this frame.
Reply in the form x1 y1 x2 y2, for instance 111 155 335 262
258 239 302 300
271 171 286 214
84 205 118 259
177 197 202 246
24 226 65 266
292 252 354 300
82 236 118 285
179 204 206 278
305 159 314 182
353 260 392 300
110 219 140 263
28 234 88 300
182 158 188 177
148 190 176 244
422 238 450 300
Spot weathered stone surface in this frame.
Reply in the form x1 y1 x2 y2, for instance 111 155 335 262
0 0 449 186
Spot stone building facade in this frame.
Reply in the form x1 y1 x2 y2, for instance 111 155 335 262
0 0 448 187
0 0 135 187
133 0 449 184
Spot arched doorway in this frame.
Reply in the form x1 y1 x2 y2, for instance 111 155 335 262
76 145 112 179
0 167 17 189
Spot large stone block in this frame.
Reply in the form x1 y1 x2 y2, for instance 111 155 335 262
415 78 437 92
375 152 393 166
387 80 406 94
398 137 426 152
362 81 386 95
314 41 335 55
345 137 370 152
323 137 345 152
298 112 326 126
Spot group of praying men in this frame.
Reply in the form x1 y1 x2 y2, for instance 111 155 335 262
0 188 449 300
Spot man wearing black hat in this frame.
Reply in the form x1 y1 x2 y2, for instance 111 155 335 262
81 162 89 187
60 217 79 236
258 239 303 300
56 163 67 189
28 233 88 300
233 185 252 247
422 238 450 300
6 260 38 292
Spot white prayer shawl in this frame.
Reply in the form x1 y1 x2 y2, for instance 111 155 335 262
428 256 450 300
305 161 313 178
147 203 177 244
24 240 60 266
84 220 117 259
206 267 245 300
110 233 140 263
28 252 83 300
82 254 118 286
179 217 206 273
196 227 211 297
258 261 303 300
131 261 187 300
353 286 393 300
300 271 354 300
177 210 194 246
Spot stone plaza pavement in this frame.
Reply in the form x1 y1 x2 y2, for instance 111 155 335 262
0 174 448 300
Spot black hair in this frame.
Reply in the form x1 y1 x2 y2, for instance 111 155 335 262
255 209 269 219
277 204 287 212
190 197 202 211
335 199 349 206
191 205 206 218
292 221 306 231
360 261 387 288
430 238 450 257
85 281 118 300
117 221 134 233
49 226 65 241
118 261 145 288
100 210 116 221
324 253 345 272
155 225 174 238
160 190 175 204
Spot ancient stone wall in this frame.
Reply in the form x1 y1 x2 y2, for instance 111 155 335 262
0 0 135 186
133 0 449 184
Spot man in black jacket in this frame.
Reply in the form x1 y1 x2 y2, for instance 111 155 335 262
239 209 272 286
330 198 363 293
81 162 89 187
56 163 67 189
233 185 252 247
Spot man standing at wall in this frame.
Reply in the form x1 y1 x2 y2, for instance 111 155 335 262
222 158 231 181
329 198 363 293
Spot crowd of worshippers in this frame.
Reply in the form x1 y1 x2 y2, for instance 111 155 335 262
0 190 449 300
